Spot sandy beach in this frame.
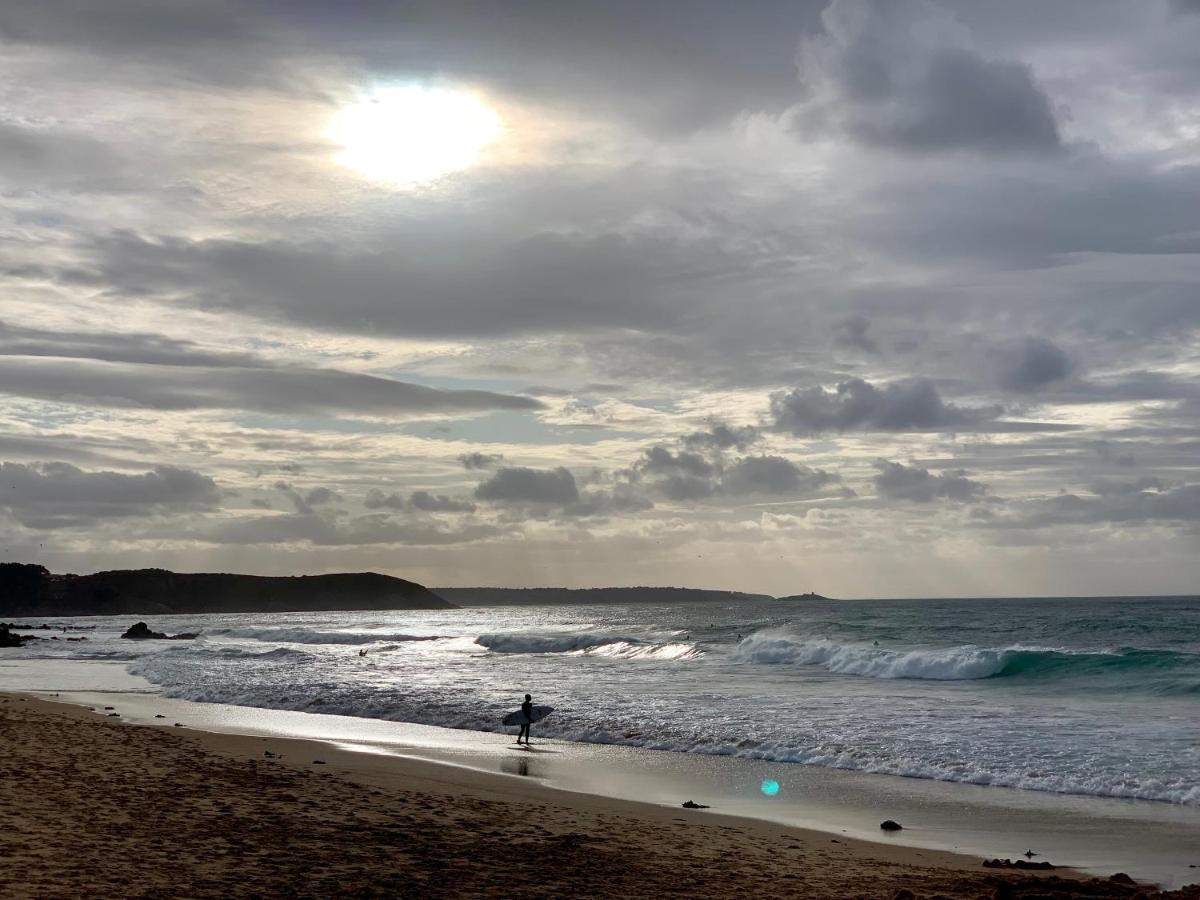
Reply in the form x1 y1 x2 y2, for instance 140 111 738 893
3 693 1196 900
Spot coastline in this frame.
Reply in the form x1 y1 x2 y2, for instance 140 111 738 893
4 691 1198 898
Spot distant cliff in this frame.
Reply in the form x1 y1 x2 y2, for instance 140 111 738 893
775 592 836 602
0 564 453 617
434 586 774 606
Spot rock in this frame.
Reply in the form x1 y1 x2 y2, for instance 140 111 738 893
103 706 115 710
0 626 36 647
174 722 184 727
891 890 917 900
681 800 710 809
154 714 166 718
881 820 903 831
982 858 1055 870
120 622 198 640
107 713 120 718
1109 873 1136 885
121 622 168 640
313 759 327 765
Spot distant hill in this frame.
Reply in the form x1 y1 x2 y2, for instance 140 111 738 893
0 563 453 617
434 586 774 606
775 592 836 602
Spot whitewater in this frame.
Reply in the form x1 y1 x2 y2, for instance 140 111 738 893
9 595 1199 806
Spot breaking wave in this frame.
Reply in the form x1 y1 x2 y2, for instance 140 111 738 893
732 628 1197 685
475 631 700 660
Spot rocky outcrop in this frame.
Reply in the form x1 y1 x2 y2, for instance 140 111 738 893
120 622 198 641
0 626 31 648
1 563 453 617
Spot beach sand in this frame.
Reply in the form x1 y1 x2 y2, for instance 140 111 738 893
2 694 1195 899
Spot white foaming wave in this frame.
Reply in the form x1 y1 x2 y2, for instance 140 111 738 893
732 628 1008 680
475 631 696 660
207 627 445 646
134 677 1200 807
576 640 703 661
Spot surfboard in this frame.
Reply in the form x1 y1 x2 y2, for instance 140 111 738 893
502 705 554 726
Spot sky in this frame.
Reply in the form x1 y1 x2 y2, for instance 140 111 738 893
1 0 1199 597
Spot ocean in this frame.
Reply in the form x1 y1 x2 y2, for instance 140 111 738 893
9 595 1199 807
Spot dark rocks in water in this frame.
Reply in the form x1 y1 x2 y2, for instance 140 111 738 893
0 625 39 647
313 760 327 765
982 858 1055 870
1109 873 1136 885
891 890 917 900
880 820 903 831
681 800 710 809
120 622 197 640
154 714 166 719
107 713 120 718
103 706 115 710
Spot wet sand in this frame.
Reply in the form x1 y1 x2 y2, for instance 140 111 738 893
4 693 1197 899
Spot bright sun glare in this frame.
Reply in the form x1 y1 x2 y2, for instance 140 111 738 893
326 86 501 184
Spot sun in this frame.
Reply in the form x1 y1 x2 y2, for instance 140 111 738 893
326 86 502 184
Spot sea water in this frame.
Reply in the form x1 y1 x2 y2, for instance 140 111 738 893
7 595 1199 807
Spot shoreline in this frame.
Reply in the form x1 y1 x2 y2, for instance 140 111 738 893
7 692 1195 900
18 663 1200 890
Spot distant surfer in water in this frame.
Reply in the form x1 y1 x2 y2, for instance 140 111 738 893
517 693 534 745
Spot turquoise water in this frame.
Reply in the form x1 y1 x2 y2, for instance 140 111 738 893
10 595 1200 805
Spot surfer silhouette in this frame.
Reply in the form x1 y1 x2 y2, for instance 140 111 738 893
517 693 534 745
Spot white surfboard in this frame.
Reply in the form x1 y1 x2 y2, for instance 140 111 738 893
502 705 554 726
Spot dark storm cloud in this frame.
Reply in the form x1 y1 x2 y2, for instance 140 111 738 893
989 336 1073 393
795 0 1062 154
770 378 1001 434
0 357 541 417
873 460 986 503
474 466 580 505
0 460 219 528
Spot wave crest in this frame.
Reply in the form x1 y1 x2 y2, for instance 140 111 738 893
475 631 700 660
732 629 1196 683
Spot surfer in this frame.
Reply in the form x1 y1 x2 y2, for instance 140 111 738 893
517 693 534 745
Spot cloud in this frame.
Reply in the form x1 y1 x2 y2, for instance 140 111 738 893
770 378 1001 434
207 512 501 546
794 0 1062 154
989 336 1073 393
873 460 986 502
0 460 218 528
0 120 128 189
0 357 541 418
990 483 1200 528
458 452 504 470
639 445 715 478
680 420 761 452
475 466 580 505
364 490 407 511
723 456 838 496
833 315 878 353
409 491 477 513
